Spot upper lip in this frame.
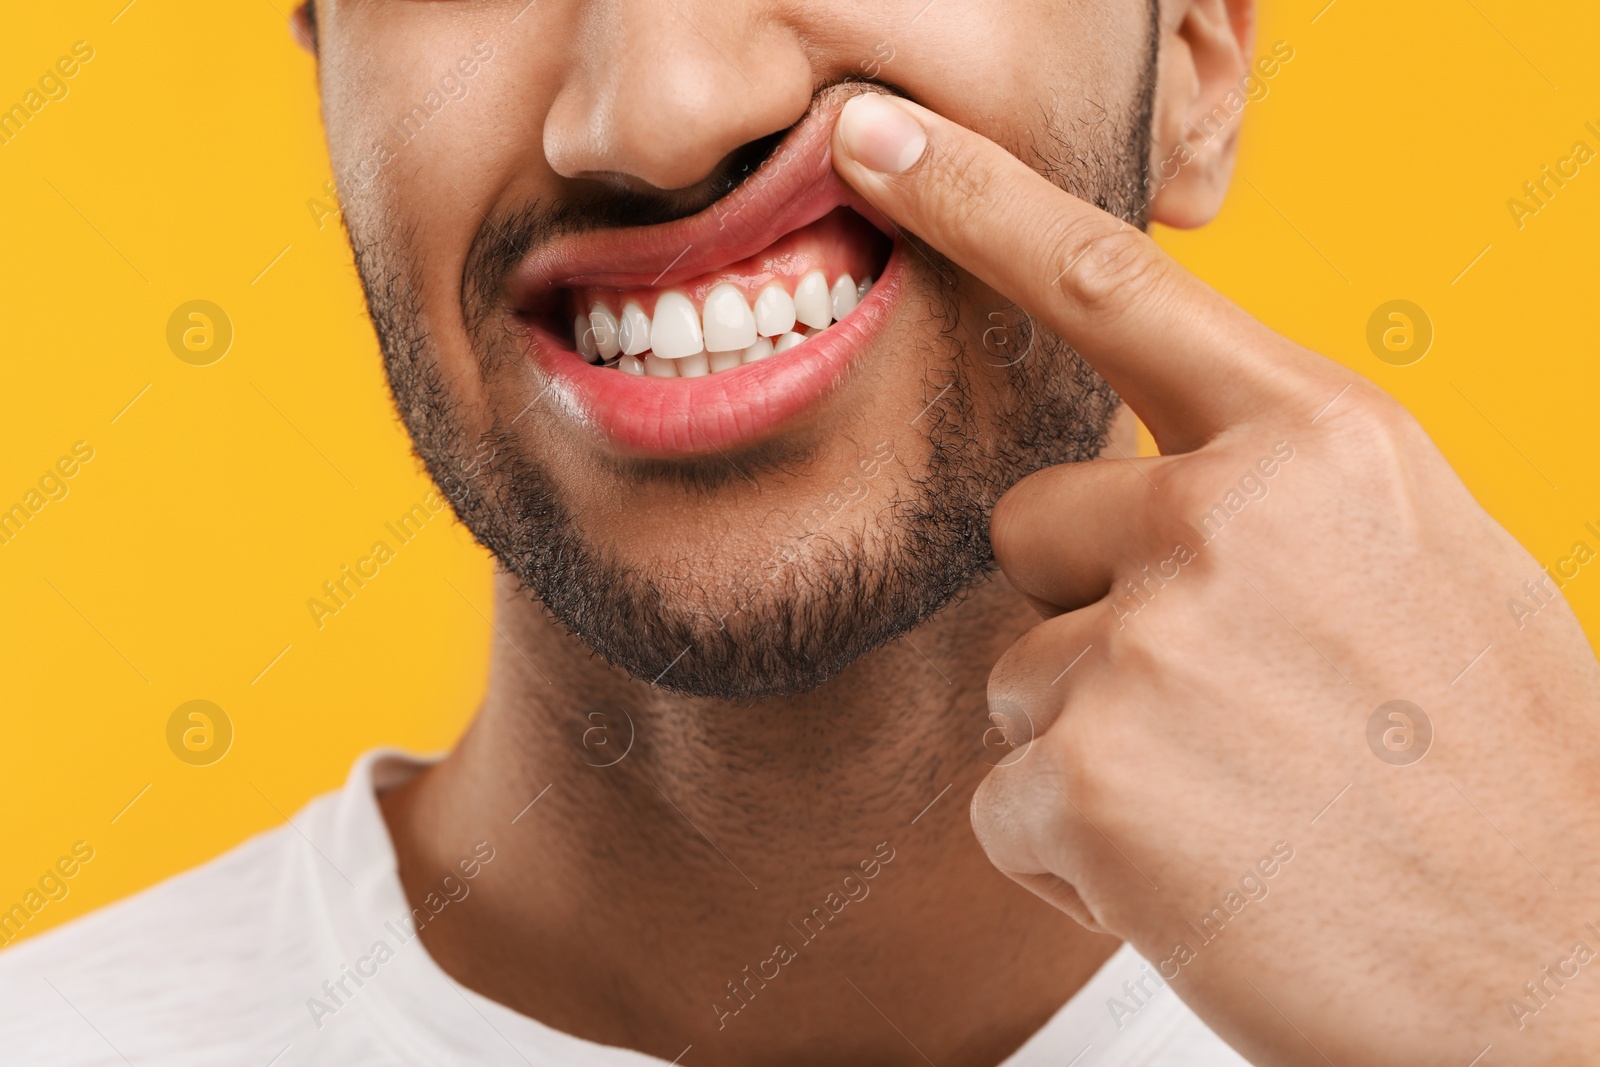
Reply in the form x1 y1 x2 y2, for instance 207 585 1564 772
505 86 894 306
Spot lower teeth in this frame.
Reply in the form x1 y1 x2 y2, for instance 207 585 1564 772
608 330 813 378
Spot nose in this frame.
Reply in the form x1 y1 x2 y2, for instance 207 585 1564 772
544 2 814 192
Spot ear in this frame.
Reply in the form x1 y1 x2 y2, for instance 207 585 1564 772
291 1 317 56
1147 0 1256 229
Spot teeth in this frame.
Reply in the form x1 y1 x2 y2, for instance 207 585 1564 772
589 304 622 360
709 349 744 373
830 274 858 322
773 331 807 353
753 284 797 337
650 291 704 359
702 284 758 353
793 271 833 330
575 314 600 362
619 301 652 356
581 271 877 377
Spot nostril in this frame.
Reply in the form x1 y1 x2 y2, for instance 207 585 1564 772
553 128 797 229
711 129 789 201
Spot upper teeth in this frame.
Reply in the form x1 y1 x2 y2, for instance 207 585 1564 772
753 284 796 337
620 302 651 357
574 271 874 377
793 271 833 330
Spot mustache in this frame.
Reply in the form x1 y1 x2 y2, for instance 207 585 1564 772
463 79 897 313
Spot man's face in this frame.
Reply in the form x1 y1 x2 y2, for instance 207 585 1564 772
312 0 1155 698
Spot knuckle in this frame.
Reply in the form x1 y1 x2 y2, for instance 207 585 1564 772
1036 713 1116 828
987 623 1064 722
1158 453 1241 531
970 769 1045 871
1314 384 1433 491
1047 216 1164 317
1332 383 1424 447
1314 384 1440 518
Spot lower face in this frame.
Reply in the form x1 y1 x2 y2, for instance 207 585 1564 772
317 0 1154 699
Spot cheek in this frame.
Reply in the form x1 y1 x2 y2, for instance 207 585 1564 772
890 0 1138 147
323 19 582 432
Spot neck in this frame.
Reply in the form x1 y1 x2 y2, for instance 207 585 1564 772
382 554 1118 1067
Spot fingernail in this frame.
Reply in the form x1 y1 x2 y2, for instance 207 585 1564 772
838 95 928 174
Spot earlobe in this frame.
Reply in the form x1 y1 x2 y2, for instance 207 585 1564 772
1146 0 1256 229
291 1 318 56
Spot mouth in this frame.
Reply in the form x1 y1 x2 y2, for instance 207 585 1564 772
506 87 901 456
570 206 887 379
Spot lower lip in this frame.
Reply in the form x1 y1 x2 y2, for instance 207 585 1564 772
522 243 905 456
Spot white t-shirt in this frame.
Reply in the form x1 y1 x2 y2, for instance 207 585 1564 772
0 752 1249 1066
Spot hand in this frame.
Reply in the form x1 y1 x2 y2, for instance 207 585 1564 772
833 93 1600 1065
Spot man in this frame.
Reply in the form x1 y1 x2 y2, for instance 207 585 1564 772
4 0 1599 1064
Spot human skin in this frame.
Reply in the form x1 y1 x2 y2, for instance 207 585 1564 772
296 0 1600 1063
831 96 1600 1063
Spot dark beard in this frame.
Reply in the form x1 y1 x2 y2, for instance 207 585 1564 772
348 73 1152 701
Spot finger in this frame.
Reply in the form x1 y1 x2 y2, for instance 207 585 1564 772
971 745 1109 931
987 610 1100 745
832 93 1330 453
1011 872 1107 933
991 455 1177 614
972 713 1163 937
970 760 1068 883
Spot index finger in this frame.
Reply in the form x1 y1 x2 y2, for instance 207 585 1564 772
831 93 1324 453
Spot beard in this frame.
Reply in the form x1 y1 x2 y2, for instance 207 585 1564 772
346 75 1153 701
